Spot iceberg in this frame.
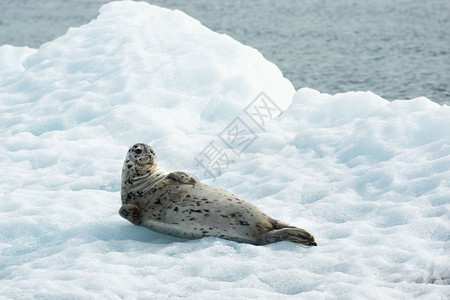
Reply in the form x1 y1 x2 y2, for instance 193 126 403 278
0 1 448 298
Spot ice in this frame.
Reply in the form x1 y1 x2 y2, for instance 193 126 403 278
1 1 449 299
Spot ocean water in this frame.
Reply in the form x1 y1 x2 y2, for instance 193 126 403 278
0 0 448 105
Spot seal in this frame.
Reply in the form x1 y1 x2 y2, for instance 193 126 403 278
119 143 317 246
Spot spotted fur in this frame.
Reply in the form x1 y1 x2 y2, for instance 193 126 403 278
119 143 317 246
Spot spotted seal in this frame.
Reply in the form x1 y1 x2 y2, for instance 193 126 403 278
119 143 316 246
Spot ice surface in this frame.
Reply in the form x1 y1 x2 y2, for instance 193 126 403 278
0 1 449 299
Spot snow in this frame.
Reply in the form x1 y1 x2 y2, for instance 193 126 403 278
1 1 449 299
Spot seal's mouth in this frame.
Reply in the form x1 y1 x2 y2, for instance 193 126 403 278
135 155 152 165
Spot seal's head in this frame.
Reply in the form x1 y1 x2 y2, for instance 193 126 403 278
127 143 157 170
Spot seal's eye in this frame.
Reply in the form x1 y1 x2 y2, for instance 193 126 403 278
135 149 142 154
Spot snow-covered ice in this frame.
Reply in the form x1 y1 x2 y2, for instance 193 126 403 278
1 1 449 299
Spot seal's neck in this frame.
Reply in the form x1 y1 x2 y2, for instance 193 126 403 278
143 167 166 186
124 166 167 193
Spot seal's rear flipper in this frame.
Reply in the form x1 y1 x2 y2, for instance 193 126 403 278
259 228 317 246
119 204 142 225
282 228 317 246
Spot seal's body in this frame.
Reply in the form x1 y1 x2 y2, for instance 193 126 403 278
119 143 316 246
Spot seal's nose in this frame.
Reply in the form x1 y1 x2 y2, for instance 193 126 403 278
135 148 142 154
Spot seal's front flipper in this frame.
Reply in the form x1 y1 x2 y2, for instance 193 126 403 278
168 171 197 184
119 204 142 225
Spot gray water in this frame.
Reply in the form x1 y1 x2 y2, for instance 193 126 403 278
1 0 449 104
